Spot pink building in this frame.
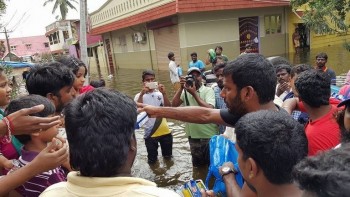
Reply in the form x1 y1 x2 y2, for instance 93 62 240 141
1 35 51 58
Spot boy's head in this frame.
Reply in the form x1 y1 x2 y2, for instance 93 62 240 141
295 69 330 108
26 62 76 113
142 70 155 82
293 144 350 197
6 95 57 145
64 88 137 177
168 52 175 60
235 110 307 192
0 66 12 107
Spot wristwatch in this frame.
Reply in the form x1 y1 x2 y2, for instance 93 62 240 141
221 166 237 179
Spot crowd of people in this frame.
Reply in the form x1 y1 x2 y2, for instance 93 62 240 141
0 49 348 197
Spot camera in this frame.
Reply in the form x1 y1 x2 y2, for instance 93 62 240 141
185 75 194 87
145 82 158 89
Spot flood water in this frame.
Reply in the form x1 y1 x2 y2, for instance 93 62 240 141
88 44 350 190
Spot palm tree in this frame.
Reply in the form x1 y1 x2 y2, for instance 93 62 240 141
43 0 78 20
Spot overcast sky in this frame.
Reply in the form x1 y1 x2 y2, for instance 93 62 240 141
0 0 107 39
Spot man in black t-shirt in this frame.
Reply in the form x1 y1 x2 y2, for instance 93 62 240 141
138 53 283 127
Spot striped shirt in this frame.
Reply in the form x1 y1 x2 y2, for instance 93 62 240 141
16 148 66 197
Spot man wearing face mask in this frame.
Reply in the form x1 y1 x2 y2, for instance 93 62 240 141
172 67 218 168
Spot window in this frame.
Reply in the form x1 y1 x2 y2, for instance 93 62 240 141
26 44 32 50
44 42 49 47
10 45 16 51
264 15 282 35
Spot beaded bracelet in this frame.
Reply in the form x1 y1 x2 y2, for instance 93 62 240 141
1 117 12 143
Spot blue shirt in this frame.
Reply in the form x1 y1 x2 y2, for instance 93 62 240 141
188 60 205 70
213 85 226 134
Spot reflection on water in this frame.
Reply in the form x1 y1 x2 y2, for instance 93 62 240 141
89 44 350 189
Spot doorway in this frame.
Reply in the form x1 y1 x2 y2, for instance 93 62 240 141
239 16 259 53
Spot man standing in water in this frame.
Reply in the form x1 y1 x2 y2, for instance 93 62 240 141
168 52 181 92
315 52 336 83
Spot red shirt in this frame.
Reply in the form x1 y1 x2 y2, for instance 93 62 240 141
305 105 340 156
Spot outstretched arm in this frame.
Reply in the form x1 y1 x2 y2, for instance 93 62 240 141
282 97 299 114
0 105 60 136
138 103 227 125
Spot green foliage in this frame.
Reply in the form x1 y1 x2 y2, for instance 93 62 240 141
291 0 350 51
43 0 78 20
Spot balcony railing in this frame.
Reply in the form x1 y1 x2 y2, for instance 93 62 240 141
90 0 174 28
45 21 71 33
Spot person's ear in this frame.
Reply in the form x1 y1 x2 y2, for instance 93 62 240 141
247 157 258 180
129 133 137 152
47 93 57 103
240 86 255 102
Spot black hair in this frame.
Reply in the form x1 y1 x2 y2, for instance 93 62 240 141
5 94 55 145
290 64 313 78
293 144 350 197
267 56 291 67
190 52 197 57
64 88 137 177
213 62 226 73
223 54 276 104
295 70 330 107
316 52 328 60
26 62 75 97
215 46 223 51
90 79 106 88
275 64 292 74
168 52 174 60
57 56 87 77
235 110 308 184
142 70 155 81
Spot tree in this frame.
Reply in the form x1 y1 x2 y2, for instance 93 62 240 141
291 0 350 50
43 0 78 20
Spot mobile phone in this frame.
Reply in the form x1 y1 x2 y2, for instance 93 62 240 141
179 179 207 197
145 82 158 89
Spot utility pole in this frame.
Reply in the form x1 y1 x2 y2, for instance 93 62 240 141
4 27 11 54
80 0 89 83
0 27 13 59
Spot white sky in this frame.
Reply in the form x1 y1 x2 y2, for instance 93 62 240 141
0 0 107 39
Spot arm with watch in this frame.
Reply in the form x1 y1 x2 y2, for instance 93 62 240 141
220 162 242 197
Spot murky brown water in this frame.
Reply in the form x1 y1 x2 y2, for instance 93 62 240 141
88 44 350 190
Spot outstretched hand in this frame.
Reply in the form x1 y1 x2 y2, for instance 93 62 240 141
136 102 159 118
4 104 61 135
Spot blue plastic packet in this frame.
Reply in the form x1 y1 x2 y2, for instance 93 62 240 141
135 112 149 129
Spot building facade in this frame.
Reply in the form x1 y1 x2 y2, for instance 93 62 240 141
89 0 290 70
1 35 51 61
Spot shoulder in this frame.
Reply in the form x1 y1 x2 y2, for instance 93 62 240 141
132 186 180 197
220 109 239 126
40 182 68 197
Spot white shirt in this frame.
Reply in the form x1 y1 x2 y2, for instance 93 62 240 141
169 60 180 84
